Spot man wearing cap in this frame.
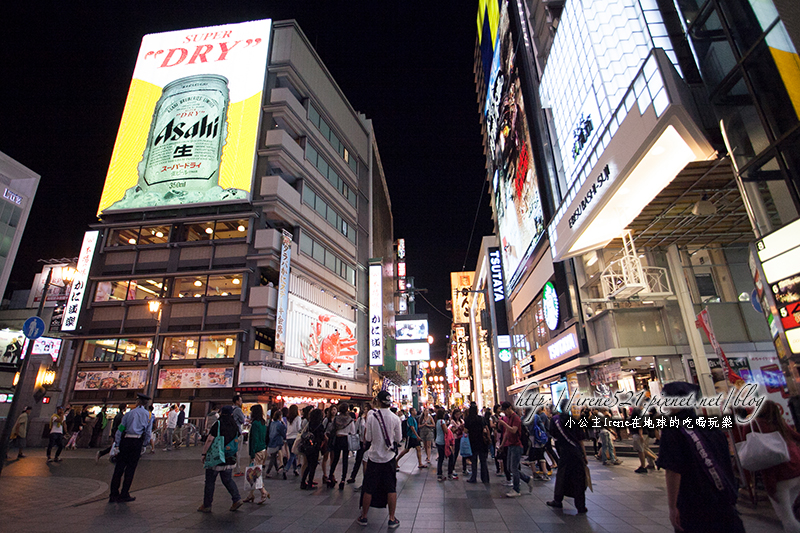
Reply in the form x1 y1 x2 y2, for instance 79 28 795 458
357 390 402 529
11 406 32 458
109 393 153 503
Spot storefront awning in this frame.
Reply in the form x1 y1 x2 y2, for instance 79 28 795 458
508 357 590 395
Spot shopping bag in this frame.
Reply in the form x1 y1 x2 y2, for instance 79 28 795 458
348 433 361 452
460 436 473 457
736 420 790 471
585 464 593 492
245 463 263 490
109 444 119 463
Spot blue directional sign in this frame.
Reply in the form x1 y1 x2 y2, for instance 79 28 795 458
23 316 46 340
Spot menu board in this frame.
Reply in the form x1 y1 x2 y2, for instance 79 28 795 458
157 367 233 389
75 370 146 390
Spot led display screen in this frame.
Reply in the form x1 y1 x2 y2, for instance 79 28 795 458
485 0 545 291
396 342 431 362
98 20 272 214
396 318 429 341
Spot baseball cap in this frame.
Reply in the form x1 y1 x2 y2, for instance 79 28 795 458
376 390 392 407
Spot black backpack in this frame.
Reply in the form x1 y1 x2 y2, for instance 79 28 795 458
299 426 318 455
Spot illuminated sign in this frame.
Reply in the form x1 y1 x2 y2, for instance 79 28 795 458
484 1 545 291
274 230 292 354
396 342 430 362
158 367 233 389
758 218 800 284
22 337 63 363
3 188 22 205
98 19 272 213
397 262 406 277
61 231 99 331
285 294 357 377
454 326 470 379
396 318 428 341
568 165 611 228
488 247 510 337
397 239 405 260
531 325 581 373
450 271 475 324
369 264 383 366
543 282 559 330
75 370 147 391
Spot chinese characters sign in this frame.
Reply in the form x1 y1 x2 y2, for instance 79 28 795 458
274 230 292 354
369 263 383 366
450 271 474 324
61 231 99 331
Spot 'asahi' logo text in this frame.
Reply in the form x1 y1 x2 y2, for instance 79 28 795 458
489 249 505 302
154 115 220 146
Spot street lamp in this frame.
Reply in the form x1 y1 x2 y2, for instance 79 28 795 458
144 299 164 399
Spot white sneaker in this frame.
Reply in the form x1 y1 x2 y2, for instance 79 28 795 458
503 480 514 487
505 491 521 498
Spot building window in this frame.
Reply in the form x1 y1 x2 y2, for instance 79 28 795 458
172 274 242 298
80 338 150 362
94 279 167 302
299 234 356 286
304 142 357 207
308 103 358 175
254 328 274 351
301 185 357 242
163 335 236 360
213 219 249 240
183 221 216 242
108 225 170 246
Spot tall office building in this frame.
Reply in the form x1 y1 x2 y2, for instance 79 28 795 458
471 0 799 420
64 20 394 417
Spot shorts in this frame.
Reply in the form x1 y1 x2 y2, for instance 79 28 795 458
632 434 644 452
362 459 397 496
529 446 545 461
419 427 434 442
407 437 420 449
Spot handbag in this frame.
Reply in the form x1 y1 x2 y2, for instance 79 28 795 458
735 419 791 471
348 433 361 451
245 463 263 491
460 435 473 457
204 425 227 468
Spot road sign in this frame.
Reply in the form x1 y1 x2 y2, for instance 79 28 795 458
23 316 46 340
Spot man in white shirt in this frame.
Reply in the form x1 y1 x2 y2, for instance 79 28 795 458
358 391 402 529
165 404 178 451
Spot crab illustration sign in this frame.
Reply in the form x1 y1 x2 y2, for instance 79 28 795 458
284 294 357 378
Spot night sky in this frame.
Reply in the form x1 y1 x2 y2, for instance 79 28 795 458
0 2 495 358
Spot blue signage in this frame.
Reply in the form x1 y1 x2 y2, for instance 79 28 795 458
23 316 46 340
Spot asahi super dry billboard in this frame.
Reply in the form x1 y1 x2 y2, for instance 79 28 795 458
98 20 272 213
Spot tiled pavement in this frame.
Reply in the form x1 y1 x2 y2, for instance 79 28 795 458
0 447 784 532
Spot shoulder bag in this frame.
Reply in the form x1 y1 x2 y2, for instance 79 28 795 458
735 419 790 471
204 425 226 468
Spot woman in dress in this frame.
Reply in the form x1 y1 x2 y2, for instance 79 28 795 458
419 408 435 465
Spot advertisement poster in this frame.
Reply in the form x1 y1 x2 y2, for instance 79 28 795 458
27 264 73 308
396 342 430 362
75 370 146 390
157 367 233 389
396 318 428 341
21 336 63 363
484 0 545 291
98 19 272 213
0 330 24 366
284 294 357 378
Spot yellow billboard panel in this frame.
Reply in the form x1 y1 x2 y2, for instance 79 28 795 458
451 271 475 324
98 19 272 214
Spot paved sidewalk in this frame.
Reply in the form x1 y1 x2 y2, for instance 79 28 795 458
1 448 784 532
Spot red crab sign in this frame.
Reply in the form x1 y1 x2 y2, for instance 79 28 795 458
301 314 357 373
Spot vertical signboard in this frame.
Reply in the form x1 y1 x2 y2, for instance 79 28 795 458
61 231 99 331
450 271 475 324
487 247 509 336
369 263 383 366
98 19 272 213
274 229 292 354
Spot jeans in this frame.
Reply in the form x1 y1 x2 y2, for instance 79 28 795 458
203 468 241 507
599 430 617 463
436 444 447 477
329 436 349 482
302 450 319 487
468 448 490 483
47 433 63 459
447 438 461 476
769 476 800 533
285 438 297 473
165 427 175 449
507 445 530 493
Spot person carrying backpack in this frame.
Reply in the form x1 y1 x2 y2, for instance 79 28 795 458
527 407 550 481
300 408 327 490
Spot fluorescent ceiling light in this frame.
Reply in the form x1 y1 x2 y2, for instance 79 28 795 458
569 125 697 255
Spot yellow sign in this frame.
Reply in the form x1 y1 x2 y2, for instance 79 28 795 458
98 20 272 214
